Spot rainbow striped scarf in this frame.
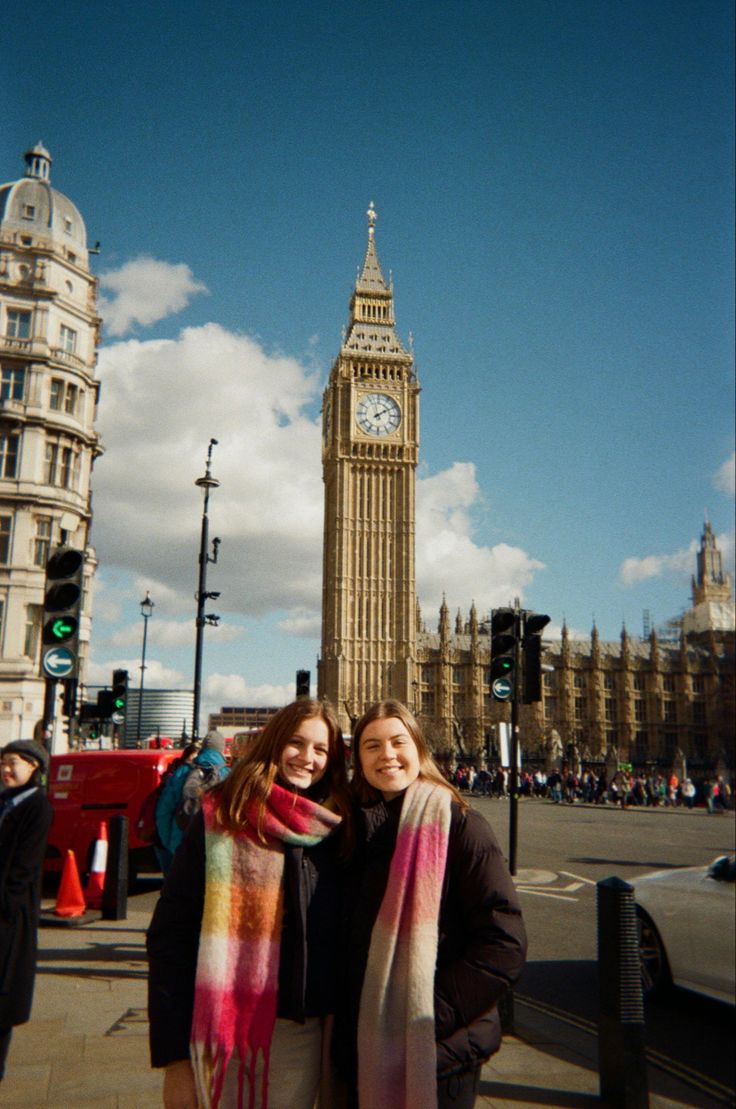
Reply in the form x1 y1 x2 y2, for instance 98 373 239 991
357 778 452 1109
191 784 342 1109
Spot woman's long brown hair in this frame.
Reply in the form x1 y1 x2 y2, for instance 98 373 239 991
351 699 467 809
213 698 352 849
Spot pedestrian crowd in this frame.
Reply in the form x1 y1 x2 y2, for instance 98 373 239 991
446 762 732 812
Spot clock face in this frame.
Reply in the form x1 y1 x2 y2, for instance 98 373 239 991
356 392 401 437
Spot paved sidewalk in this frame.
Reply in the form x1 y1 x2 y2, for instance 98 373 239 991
0 904 725 1108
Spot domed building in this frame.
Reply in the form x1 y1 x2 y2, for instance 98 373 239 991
0 143 103 744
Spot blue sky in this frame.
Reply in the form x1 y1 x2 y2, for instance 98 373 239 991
5 1 734 724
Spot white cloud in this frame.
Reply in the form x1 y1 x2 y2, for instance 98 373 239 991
714 452 736 497
99 257 208 336
105 619 244 650
277 608 322 638
203 674 293 710
84 657 185 688
619 543 697 586
415 463 545 618
94 323 323 619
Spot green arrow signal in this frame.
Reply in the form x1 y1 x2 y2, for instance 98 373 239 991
114 697 125 710
52 618 76 640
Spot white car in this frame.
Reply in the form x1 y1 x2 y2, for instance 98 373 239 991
631 855 735 1005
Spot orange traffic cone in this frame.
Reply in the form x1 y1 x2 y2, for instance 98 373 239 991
85 821 108 909
54 849 87 918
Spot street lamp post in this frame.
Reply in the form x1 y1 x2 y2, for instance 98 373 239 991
137 591 154 746
193 439 221 740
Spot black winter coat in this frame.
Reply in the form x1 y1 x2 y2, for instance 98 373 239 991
146 809 343 1067
0 786 53 1028
333 794 527 1087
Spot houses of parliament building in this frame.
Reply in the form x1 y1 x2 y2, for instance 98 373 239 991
318 207 734 770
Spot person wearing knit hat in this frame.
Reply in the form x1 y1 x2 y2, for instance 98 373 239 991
1 740 49 781
0 740 53 1082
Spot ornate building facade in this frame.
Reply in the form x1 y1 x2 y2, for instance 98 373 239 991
318 204 419 729
0 144 103 743
319 209 734 770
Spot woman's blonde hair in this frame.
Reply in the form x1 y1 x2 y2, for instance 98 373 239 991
351 699 467 809
213 699 352 846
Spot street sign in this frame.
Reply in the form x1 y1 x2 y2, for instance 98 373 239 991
492 676 513 701
43 646 76 679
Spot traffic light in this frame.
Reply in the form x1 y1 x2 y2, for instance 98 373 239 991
522 612 551 703
490 608 518 701
97 689 114 719
111 669 129 720
296 669 311 698
42 547 84 678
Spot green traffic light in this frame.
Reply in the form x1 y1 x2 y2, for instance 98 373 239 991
51 617 75 640
114 696 125 709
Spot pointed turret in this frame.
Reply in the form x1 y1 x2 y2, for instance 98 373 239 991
342 203 409 357
692 518 732 606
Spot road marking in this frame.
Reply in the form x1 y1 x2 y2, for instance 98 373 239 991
513 868 557 885
515 888 579 902
560 869 597 885
516 995 735 1104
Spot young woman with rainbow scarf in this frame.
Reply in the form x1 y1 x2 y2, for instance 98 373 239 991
147 699 351 1109
332 700 527 1109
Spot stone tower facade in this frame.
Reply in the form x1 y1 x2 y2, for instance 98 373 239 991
0 144 103 744
318 205 419 731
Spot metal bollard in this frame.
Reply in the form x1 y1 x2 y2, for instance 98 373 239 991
102 814 129 920
597 876 649 1107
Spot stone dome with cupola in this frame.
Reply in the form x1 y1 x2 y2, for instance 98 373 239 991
0 143 89 261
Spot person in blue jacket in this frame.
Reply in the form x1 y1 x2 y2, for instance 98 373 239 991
155 732 228 873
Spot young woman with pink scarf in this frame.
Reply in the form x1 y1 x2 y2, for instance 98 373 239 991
147 699 351 1109
332 701 527 1109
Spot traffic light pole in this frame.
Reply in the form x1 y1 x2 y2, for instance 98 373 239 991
508 605 522 877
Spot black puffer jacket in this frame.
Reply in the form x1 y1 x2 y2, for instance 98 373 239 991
146 808 343 1067
333 793 527 1086
0 786 53 1028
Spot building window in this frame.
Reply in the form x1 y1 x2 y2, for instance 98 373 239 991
543 670 556 689
575 697 586 719
421 691 434 714
0 428 20 478
1 367 26 402
64 383 79 414
634 731 647 762
692 702 706 725
663 700 676 724
60 447 74 489
421 665 434 685
663 733 677 761
22 204 36 219
33 516 52 567
662 675 675 693
605 698 616 722
692 676 704 694
574 674 584 689
634 699 646 722
49 378 64 410
604 674 615 690
23 604 43 659
545 697 558 719
0 516 11 563
633 674 645 692
44 441 58 485
6 309 32 339
60 325 77 354
64 217 73 234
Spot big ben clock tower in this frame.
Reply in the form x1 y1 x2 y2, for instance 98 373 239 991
318 204 419 729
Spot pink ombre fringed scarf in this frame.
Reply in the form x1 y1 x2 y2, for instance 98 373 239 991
190 785 342 1109
357 778 452 1109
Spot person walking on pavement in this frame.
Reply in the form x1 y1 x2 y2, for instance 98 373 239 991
332 700 527 1109
0 740 53 1082
147 699 352 1109
154 732 228 874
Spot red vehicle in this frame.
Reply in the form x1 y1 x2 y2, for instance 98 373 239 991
45 748 179 881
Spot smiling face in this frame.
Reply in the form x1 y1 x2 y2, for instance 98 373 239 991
358 716 421 800
1 753 37 789
278 715 331 791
